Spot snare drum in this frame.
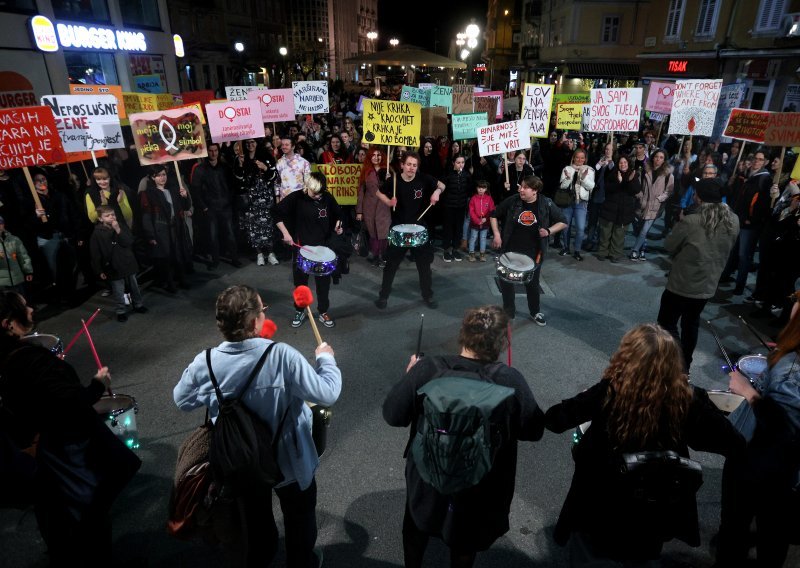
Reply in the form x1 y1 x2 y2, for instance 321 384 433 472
496 252 536 284
388 224 428 248
707 390 745 415
296 245 338 276
94 394 139 450
737 354 768 381
21 333 64 358
306 402 332 457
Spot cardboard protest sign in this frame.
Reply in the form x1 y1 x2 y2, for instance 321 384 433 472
246 88 295 122
477 120 531 157
645 82 675 115
452 112 488 140
452 84 475 114
668 79 722 136
171 102 207 124
400 86 430 106
41 95 124 152
764 112 800 147
723 108 770 143
521 83 554 138
129 106 207 165
292 81 329 114
418 83 436 90
420 107 448 138
429 86 453 114
0 106 63 169
206 100 265 143
312 163 362 205
122 93 175 114
556 103 585 130
362 99 421 147
712 83 746 143
552 93 589 112
69 84 126 118
588 88 642 132
225 86 259 101
473 96 498 125
474 91 503 120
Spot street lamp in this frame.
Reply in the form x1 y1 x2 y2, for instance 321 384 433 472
456 33 465 47
279 46 287 86
234 42 246 84
460 49 470 61
234 41 244 53
390 37 399 48
465 23 480 40
467 37 478 49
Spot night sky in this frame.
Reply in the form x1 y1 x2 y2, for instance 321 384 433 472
376 0 488 54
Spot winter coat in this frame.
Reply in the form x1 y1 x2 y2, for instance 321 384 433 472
139 184 193 262
559 165 595 204
638 169 674 220
732 168 773 230
190 160 234 211
599 169 641 225
89 223 140 280
440 168 474 209
0 230 32 287
468 193 495 229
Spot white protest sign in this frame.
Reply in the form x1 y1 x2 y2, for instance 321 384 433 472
477 119 531 157
292 81 329 114
712 83 746 142
225 86 258 101
206 99 265 143
668 79 722 136
246 88 295 122
521 83 553 138
588 88 642 133
41 94 124 152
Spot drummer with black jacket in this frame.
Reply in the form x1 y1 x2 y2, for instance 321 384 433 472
490 175 566 326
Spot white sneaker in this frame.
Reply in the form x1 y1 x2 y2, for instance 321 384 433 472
267 253 279 265
256 253 265 266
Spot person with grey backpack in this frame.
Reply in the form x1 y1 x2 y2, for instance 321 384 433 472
383 305 545 568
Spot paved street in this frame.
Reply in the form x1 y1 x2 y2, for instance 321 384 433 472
1 229 796 568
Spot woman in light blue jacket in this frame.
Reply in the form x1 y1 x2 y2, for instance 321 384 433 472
175 284 341 567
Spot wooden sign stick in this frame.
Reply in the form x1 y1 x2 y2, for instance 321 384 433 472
305 306 323 346
80 160 90 184
90 150 98 168
23 167 47 223
174 161 185 191
731 141 746 179
504 156 510 190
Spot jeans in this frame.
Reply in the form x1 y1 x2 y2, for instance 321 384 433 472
292 253 331 314
656 289 708 371
462 213 470 242
631 217 656 253
379 242 434 301
110 276 143 315
561 202 588 252
722 228 760 291
468 227 488 253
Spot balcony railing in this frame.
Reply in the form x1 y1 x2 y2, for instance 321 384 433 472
521 45 539 60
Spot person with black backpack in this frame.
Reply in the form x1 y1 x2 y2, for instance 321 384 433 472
383 305 545 568
174 285 342 567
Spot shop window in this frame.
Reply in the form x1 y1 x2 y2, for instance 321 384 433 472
601 15 620 44
52 0 110 22
755 0 787 32
1 0 36 14
65 51 118 85
664 0 686 40
119 0 161 29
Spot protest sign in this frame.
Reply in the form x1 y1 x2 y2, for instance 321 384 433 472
62 150 106 164
474 91 503 120
451 112 488 140
421 107 448 138
122 92 175 114
356 95 365 113
556 103 585 131
782 84 800 112
246 88 295 122
129 106 207 165
418 83 436 90
711 83 746 143
474 96 498 125
647 111 667 122
552 93 590 112
134 74 163 94
0 106 63 170
505 97 520 114
400 85 430 106
206 100 265 143
521 83 553 138
793 154 800 180
292 81 329 114
171 102 206 124
225 86 258 101
645 82 675 115
764 112 800 147
362 99 421 147
69 84 126 118
668 79 722 136
452 84 475 114
429 86 453 114
313 163 362 205
180 90 215 107
723 108 770 143
588 88 642 132
41 95 124 152
477 120 531 157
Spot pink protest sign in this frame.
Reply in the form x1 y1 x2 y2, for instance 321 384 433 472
129 106 207 165
645 82 675 114
246 88 295 122
206 100 265 143
473 91 504 120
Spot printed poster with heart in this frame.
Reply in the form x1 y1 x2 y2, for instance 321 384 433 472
129 106 207 165
668 79 722 137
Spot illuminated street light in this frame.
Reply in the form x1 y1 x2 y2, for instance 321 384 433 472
367 31 377 41
390 37 399 47
279 46 287 56
467 37 478 49
460 49 470 60
234 42 244 52
465 23 480 39
456 38 465 46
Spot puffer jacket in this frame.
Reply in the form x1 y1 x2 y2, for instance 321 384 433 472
560 165 595 203
0 231 32 287
638 168 674 220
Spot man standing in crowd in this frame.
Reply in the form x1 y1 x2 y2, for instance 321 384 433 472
374 152 444 310
490 175 566 326
190 143 241 269
277 137 311 199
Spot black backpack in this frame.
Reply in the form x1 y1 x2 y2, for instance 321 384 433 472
205 343 289 493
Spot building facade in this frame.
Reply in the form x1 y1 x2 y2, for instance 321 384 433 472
482 0 521 91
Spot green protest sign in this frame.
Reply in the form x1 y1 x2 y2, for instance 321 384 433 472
452 112 488 140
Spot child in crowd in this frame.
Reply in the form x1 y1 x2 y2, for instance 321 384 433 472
0 216 33 298
467 180 495 261
90 205 147 322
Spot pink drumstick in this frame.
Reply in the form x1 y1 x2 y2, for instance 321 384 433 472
81 318 111 395
63 308 100 356
291 241 314 254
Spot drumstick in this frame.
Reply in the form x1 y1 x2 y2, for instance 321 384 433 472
82 318 112 395
705 320 754 384
737 315 772 352
415 313 424 358
290 241 314 254
417 202 434 222
507 322 512 366
293 286 324 347
392 173 396 212
306 307 323 346
63 308 100 355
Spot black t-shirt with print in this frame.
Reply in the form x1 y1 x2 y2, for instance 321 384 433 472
380 173 438 228
506 199 541 258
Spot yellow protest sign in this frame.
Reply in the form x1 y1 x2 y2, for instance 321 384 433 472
362 99 421 147
121 93 177 124
312 163 362 205
556 103 585 130
792 147 800 180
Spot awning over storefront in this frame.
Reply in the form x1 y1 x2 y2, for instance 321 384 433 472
343 46 466 69
565 62 640 78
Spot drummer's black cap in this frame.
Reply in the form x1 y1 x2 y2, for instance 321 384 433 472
696 177 723 203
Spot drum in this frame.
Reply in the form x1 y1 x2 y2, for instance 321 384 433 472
296 246 338 276
737 354 768 381
388 224 428 248
707 390 745 415
94 394 139 450
571 421 592 459
496 252 536 284
307 402 332 457
21 333 64 358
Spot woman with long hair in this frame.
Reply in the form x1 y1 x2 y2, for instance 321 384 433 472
85 167 133 228
630 149 674 261
596 155 641 263
356 148 391 267
418 138 442 178
545 323 744 565
321 134 352 165
234 138 280 266
556 148 595 260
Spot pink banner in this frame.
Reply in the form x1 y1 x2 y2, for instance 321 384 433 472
645 82 675 115
247 88 295 122
129 106 207 165
206 100 265 143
